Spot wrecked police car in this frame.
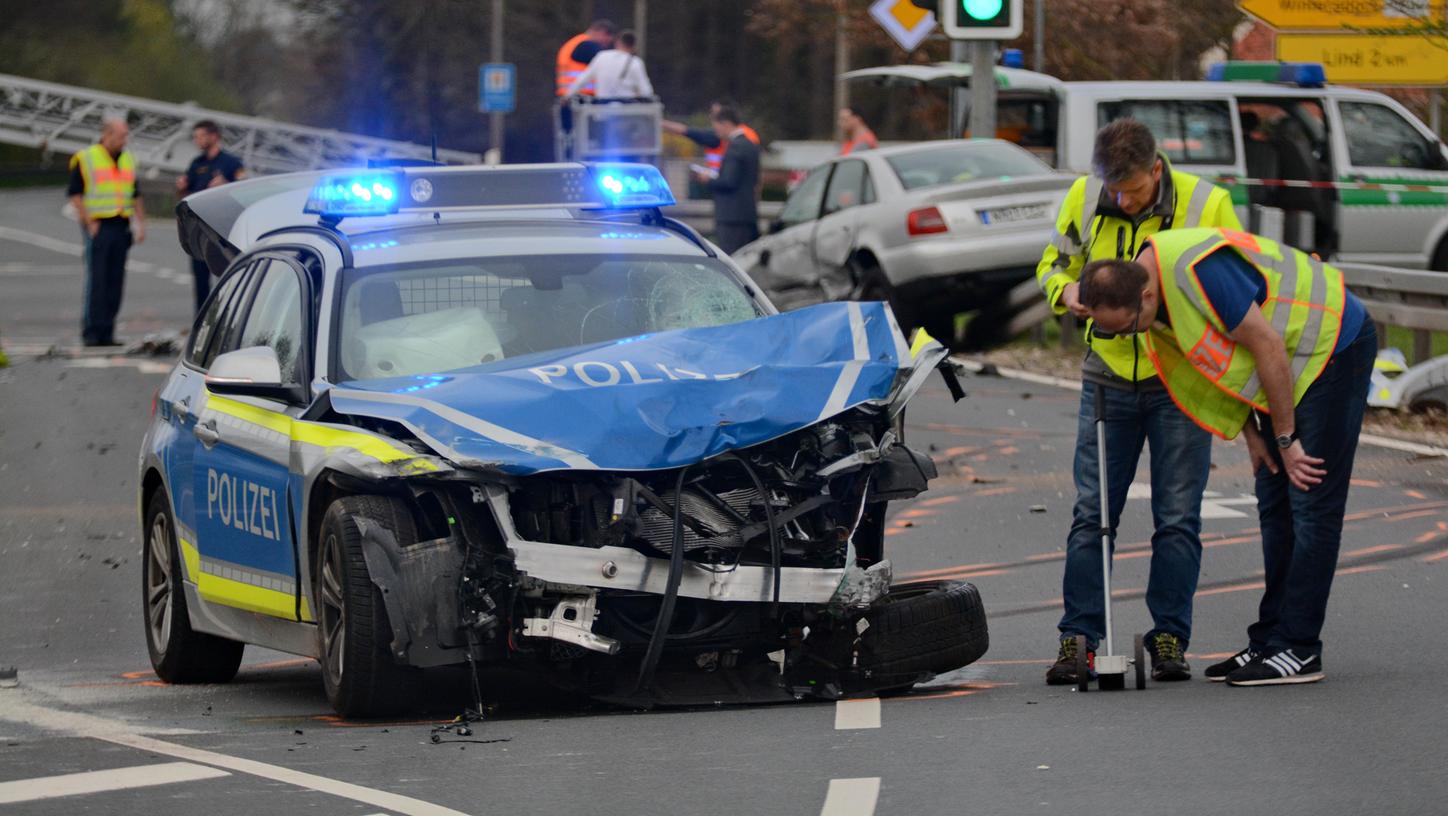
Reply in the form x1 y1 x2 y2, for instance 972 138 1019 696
139 163 988 715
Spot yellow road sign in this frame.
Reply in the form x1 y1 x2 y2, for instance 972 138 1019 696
869 0 937 52
1240 0 1443 31
1277 33 1448 84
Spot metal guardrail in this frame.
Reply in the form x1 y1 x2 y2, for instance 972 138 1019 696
1014 261 1448 364
0 72 480 177
1338 263 1448 364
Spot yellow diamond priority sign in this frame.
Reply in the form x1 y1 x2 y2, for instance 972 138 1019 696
869 0 937 53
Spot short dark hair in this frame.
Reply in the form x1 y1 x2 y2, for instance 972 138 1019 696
1080 258 1149 310
193 119 220 136
712 105 741 126
589 18 617 35
842 105 864 118
618 30 636 48
1092 119 1157 184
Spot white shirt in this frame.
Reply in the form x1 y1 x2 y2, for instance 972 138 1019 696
568 49 654 99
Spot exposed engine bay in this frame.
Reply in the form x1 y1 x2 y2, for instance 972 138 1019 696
344 347 987 705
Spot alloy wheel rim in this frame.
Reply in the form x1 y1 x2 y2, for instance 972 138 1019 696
145 514 173 650
318 533 346 683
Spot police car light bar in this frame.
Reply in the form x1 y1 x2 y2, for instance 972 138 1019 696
303 172 402 217
1206 61 1326 88
304 163 674 219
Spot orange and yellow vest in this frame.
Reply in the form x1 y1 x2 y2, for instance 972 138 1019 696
74 144 136 219
1143 227 1347 440
556 34 595 97
705 124 760 172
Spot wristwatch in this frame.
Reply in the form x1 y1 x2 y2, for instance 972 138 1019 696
1275 432 1295 450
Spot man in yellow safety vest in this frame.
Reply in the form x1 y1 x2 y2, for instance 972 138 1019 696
1079 226 1375 686
68 117 145 347
1037 119 1240 687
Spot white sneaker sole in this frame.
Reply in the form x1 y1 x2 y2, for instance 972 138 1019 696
1227 671 1324 686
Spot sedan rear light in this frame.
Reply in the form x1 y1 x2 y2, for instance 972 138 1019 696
907 206 948 236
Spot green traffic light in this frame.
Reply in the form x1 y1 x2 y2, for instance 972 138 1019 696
962 0 1003 20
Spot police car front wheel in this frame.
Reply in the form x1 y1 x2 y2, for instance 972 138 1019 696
142 490 245 683
316 495 421 717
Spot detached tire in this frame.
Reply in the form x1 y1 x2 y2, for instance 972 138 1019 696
857 580 989 687
316 495 421 717
142 490 244 684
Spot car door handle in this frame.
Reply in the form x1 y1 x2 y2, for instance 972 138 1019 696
173 397 192 422
194 420 220 447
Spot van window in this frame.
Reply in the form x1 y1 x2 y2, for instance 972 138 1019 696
1340 102 1439 170
1099 100 1236 166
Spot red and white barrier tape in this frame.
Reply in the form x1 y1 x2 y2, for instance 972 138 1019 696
1213 176 1448 195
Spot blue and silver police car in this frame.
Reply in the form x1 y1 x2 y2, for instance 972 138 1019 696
140 163 987 715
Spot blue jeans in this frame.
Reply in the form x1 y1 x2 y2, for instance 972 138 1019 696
1059 382 1213 650
1248 322 1375 658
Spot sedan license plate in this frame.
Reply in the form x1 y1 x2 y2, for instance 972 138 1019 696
978 203 1049 225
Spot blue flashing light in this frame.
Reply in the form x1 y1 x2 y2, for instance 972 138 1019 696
1282 62 1326 87
305 172 403 217
1000 48 1025 69
589 164 676 208
1205 63 1226 82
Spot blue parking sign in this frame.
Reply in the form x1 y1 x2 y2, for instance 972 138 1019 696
479 63 515 113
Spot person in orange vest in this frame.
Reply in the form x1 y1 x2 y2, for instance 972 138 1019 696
838 106 878 155
556 19 617 99
68 117 145 347
662 101 760 177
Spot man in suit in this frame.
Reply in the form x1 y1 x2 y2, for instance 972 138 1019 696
693 105 760 255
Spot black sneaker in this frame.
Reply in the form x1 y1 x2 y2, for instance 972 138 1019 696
1226 648 1323 686
1147 632 1191 681
1204 647 1258 682
1045 637 1094 686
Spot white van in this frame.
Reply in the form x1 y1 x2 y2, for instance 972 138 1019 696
844 61 1448 269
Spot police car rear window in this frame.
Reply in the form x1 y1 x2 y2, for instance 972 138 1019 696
335 254 760 382
1099 100 1236 166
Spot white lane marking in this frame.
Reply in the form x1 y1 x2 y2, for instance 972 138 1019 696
0 225 84 256
0 263 77 276
834 697 881 730
0 694 469 816
1126 484 1250 519
0 224 190 287
1358 432 1448 458
0 762 229 805
953 355 1448 458
820 777 881 816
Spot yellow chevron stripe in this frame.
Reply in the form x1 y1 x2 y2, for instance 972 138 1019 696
205 392 435 470
197 571 296 619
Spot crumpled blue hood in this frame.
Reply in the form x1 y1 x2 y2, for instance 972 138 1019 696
327 302 912 475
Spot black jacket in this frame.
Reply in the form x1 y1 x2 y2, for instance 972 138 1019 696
707 133 759 225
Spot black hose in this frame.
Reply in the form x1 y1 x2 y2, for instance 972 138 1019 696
633 464 690 695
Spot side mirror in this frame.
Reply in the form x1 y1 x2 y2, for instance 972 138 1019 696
769 219 786 234
206 346 305 403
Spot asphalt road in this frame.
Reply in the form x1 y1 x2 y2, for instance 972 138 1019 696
2 187 1447 815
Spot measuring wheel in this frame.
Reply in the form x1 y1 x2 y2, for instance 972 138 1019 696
1133 633 1147 690
1074 634 1090 693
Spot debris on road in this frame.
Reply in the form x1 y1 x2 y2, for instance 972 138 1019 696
0 667 17 688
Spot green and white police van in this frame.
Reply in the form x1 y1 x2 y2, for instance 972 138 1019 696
844 61 1448 270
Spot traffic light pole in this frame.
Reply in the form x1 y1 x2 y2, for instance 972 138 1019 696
970 40 996 139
